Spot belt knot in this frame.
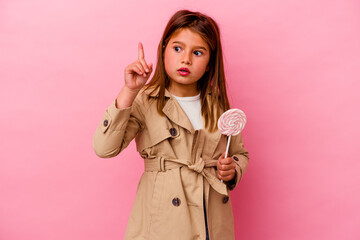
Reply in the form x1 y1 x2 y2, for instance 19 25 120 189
187 157 205 174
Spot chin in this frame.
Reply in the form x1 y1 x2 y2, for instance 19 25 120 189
174 79 198 86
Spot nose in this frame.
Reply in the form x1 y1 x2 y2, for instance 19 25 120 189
181 51 192 65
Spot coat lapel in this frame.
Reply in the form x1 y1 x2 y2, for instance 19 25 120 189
162 97 195 134
144 86 195 133
143 86 222 144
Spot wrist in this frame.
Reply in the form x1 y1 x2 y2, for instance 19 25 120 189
116 86 140 109
123 85 141 95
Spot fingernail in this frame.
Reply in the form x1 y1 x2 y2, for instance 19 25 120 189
146 68 149 72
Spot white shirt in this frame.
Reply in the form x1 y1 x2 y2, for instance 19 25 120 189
172 93 203 130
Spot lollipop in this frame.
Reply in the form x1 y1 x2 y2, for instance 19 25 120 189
218 109 247 182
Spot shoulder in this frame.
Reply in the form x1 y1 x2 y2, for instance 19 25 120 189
133 86 158 114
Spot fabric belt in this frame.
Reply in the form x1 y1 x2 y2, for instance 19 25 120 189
144 156 228 196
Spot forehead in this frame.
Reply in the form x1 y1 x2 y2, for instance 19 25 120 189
168 28 209 48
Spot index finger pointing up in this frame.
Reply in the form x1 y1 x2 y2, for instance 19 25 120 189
138 42 145 60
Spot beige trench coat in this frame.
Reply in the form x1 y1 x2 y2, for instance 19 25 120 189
93 87 249 240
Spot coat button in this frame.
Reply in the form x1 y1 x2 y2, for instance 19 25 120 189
103 119 109 127
233 156 239 161
222 196 229 204
172 197 181 207
169 127 177 136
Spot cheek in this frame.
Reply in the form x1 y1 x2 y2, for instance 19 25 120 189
164 59 172 76
163 50 175 72
196 59 210 73
163 53 170 73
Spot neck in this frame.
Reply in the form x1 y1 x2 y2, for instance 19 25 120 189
168 82 199 97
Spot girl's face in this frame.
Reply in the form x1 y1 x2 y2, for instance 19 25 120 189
164 28 210 97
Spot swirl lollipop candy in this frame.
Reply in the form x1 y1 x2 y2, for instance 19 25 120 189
218 108 247 157
218 109 247 182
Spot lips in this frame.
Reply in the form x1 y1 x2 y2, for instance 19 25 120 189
177 67 190 76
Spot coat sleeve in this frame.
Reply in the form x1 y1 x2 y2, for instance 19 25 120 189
225 133 249 190
92 97 144 158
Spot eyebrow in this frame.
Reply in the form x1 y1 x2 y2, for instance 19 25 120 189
171 41 208 51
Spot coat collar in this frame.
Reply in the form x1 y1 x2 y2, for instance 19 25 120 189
143 86 196 133
143 86 216 136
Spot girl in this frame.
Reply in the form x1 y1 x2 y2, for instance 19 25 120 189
93 9 249 240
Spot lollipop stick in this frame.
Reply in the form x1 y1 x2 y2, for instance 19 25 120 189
221 135 232 183
225 135 231 158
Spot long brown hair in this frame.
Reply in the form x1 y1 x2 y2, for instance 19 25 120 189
145 9 230 132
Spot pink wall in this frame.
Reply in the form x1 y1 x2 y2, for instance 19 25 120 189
1 0 359 239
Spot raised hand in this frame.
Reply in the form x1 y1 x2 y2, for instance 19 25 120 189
124 42 153 92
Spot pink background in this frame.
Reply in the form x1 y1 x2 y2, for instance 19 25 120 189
1 0 360 239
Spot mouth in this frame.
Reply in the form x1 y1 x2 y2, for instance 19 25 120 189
177 67 190 76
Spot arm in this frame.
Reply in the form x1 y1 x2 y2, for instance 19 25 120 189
92 93 144 158
93 42 153 158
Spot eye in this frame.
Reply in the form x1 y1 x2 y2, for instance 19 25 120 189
174 46 181 52
194 50 203 56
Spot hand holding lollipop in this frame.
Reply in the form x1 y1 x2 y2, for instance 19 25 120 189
217 109 247 182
